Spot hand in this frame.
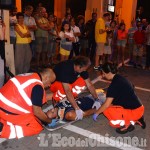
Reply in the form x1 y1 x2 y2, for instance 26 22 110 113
48 119 58 127
92 100 101 110
93 113 98 121
75 109 84 120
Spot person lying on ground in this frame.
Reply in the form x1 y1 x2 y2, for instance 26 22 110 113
46 90 106 127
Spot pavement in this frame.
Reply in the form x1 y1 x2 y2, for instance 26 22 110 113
0 61 150 150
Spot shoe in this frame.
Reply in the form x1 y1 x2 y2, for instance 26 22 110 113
136 116 146 129
0 122 4 132
116 124 135 134
94 66 99 71
98 64 103 71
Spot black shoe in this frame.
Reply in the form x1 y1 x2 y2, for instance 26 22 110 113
116 124 135 134
136 116 146 129
0 122 4 132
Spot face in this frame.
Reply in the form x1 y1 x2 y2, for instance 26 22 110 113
101 71 111 80
25 9 33 16
17 16 24 23
74 65 89 73
64 23 69 31
121 25 125 30
70 19 75 26
40 8 47 17
44 70 56 88
92 14 97 20
47 108 58 119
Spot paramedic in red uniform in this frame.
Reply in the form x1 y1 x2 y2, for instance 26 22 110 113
0 68 56 139
50 56 99 120
93 62 146 134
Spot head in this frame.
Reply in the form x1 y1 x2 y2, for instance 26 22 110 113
10 7 17 16
61 22 71 32
119 23 125 30
101 62 118 80
77 15 85 25
70 18 76 27
48 14 54 22
92 12 97 21
46 108 58 119
110 20 117 28
16 12 24 24
40 68 56 88
65 13 72 21
136 21 142 30
103 12 111 22
38 7 47 17
74 56 91 73
24 5 33 17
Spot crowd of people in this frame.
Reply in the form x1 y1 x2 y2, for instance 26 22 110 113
0 4 148 139
0 4 150 77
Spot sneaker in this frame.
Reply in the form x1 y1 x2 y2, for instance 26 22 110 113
0 122 3 132
136 116 146 129
116 124 135 134
94 66 99 71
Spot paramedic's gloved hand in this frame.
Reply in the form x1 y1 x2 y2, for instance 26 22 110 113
92 99 101 110
75 109 84 120
93 113 98 121
48 119 57 127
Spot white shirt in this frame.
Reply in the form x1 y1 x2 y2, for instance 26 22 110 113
24 15 37 40
9 15 17 37
71 25 80 42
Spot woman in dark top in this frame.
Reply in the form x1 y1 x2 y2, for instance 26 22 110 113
93 62 146 134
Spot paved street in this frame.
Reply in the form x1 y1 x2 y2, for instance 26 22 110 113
0 64 150 150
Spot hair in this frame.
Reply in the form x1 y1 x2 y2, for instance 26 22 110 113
101 62 118 74
61 21 71 32
110 20 117 26
25 5 33 11
74 56 91 68
16 12 24 19
40 68 55 80
103 12 111 17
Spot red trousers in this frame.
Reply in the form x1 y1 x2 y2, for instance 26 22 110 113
0 110 43 139
103 105 144 128
50 77 86 102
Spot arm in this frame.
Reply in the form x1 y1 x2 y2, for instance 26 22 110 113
64 33 75 42
36 19 51 31
33 105 51 123
85 78 98 99
14 25 31 38
27 25 37 31
62 82 80 110
95 97 113 115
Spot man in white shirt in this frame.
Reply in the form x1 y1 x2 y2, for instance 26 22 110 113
24 5 37 58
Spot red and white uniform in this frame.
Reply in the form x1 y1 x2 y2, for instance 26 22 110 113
50 77 86 102
0 73 46 139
